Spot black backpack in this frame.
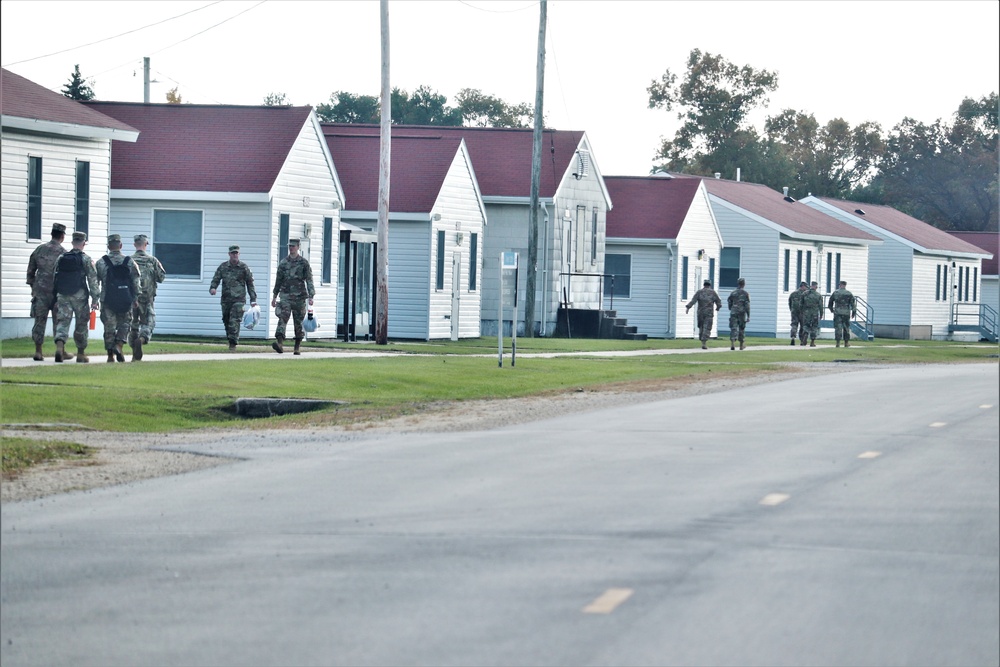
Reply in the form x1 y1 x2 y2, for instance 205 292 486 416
54 252 87 296
102 256 136 314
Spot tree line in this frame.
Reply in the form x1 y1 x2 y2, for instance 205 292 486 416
61 55 998 231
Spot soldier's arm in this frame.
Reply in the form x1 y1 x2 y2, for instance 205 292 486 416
85 257 100 306
304 262 315 299
26 249 39 285
154 258 166 283
210 265 223 290
245 266 257 304
272 264 284 298
129 258 142 296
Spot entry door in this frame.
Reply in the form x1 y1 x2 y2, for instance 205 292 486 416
451 251 461 341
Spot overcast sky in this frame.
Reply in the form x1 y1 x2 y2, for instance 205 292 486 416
2 0 997 176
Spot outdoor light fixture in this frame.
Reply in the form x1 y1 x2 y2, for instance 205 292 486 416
431 213 442 221
697 249 705 260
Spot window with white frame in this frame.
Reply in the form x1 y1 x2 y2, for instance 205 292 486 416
604 253 631 298
27 156 42 240
153 209 202 278
719 247 741 289
75 160 90 236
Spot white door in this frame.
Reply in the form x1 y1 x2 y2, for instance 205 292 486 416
451 251 461 341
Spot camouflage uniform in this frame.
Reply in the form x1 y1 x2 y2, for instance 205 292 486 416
53 248 99 353
128 248 166 347
727 286 751 347
97 249 141 356
788 284 807 342
828 285 857 345
272 253 315 345
799 285 824 345
26 236 66 351
685 285 722 344
210 259 257 346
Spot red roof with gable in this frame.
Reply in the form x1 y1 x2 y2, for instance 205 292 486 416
681 176 880 242
324 132 465 213
816 197 990 257
83 101 314 193
605 176 703 239
946 231 998 274
322 124 585 199
1 68 137 134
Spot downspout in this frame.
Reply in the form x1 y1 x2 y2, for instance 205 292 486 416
539 203 550 336
667 241 676 337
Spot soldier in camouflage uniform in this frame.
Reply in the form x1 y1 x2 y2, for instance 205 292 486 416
685 279 722 350
96 234 141 363
727 277 751 351
828 280 857 348
271 238 315 355
52 232 100 363
127 234 166 361
799 280 824 347
788 281 808 345
210 245 258 351
26 222 71 361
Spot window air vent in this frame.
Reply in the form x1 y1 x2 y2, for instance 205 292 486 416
573 150 590 179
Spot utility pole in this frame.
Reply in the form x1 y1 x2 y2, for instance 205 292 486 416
143 57 151 103
375 0 391 345
524 0 546 337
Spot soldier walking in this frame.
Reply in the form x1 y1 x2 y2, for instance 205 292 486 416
210 245 258 351
685 279 722 350
828 280 857 348
26 222 71 361
727 277 751 351
128 234 165 361
788 281 808 345
799 280 824 347
271 239 315 355
96 234 141 363
52 232 100 362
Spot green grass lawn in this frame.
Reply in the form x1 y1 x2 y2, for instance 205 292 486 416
1 437 93 478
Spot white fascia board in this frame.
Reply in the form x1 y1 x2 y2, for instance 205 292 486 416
710 194 880 246
606 237 674 246
482 195 554 206
2 115 140 142
341 210 428 222
111 189 270 203
915 249 992 261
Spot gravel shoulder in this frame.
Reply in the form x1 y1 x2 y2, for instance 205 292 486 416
1 363 863 503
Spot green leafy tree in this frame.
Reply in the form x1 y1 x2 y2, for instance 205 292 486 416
61 64 95 101
263 92 289 106
316 91 381 123
874 94 997 231
393 85 462 126
647 49 778 175
165 87 183 104
455 88 533 128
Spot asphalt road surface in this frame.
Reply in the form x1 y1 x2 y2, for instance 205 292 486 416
2 363 998 667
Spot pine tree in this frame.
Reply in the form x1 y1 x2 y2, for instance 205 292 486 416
61 65 95 101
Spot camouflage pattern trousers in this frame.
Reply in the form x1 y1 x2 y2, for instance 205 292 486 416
129 299 157 346
694 310 715 342
54 291 91 350
789 313 803 339
102 307 132 349
833 313 852 341
221 300 245 343
800 314 821 342
30 292 57 345
274 299 307 341
729 312 748 343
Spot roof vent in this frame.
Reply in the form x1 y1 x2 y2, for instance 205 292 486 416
714 172 722 179
854 208 866 215
573 150 590 180
784 196 796 203
782 187 789 196
651 169 673 179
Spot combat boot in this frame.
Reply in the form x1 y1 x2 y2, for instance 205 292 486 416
809 339 816 347
107 349 116 363
790 339 796 346
730 342 735 351
132 337 143 361
55 340 66 363
114 342 125 363
836 340 841 348
845 339 851 348
740 340 745 350
75 348 89 363
33 342 44 361
62 348 74 361
701 341 707 350
228 339 237 352
271 336 284 354
293 339 302 356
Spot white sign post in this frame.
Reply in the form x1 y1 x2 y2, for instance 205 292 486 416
498 251 519 367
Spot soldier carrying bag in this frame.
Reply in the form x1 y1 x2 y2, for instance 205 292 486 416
102 256 136 314
54 252 87 297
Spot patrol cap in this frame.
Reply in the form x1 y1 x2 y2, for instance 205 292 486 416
134 234 148 243
107 233 122 245
51 223 67 235
810 281 819 287
287 238 300 247
799 281 808 287
72 231 87 242
839 280 847 286
229 245 240 253
703 280 711 287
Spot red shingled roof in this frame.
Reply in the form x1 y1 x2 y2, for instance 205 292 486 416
946 231 998 274
83 101 313 193
816 197 989 257
324 132 465 213
1 68 137 134
322 124 585 199
605 176 702 239
682 177 880 242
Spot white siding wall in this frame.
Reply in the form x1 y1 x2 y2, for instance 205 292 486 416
110 199 271 337
479 202 528 337
386 220 431 339
269 115 342 338
676 196 723 339
982 276 999 314
603 242 671 337
2 131 111 337
912 254 981 337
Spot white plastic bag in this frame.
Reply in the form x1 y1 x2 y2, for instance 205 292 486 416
303 307 317 333
242 304 261 330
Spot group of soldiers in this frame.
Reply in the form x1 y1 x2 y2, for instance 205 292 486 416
26 223 164 363
788 280 857 347
683 276 857 349
209 238 315 355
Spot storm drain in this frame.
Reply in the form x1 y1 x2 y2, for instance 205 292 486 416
232 398 344 418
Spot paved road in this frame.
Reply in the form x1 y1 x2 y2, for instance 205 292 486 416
2 364 997 666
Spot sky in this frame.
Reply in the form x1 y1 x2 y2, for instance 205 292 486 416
2 0 998 176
